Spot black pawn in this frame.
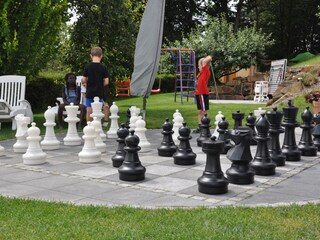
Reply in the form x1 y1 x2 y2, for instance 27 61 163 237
157 118 177 157
125 108 131 129
198 136 228 194
312 114 320 150
282 100 301 161
196 114 212 147
266 107 286 166
173 122 197 165
118 130 146 181
298 106 317 156
246 112 257 145
111 123 129 167
251 113 276 176
226 127 255 184
232 110 245 129
217 117 234 154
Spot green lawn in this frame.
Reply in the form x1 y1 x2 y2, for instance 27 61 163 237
292 54 320 67
1 197 320 239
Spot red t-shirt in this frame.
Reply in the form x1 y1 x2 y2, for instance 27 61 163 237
195 65 210 95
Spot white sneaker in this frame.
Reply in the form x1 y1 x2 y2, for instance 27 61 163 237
102 122 109 127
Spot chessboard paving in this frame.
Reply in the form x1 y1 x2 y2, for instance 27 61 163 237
0 128 320 208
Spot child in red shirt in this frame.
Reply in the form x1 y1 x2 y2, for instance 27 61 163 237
194 55 212 133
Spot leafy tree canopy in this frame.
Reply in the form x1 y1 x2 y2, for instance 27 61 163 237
172 16 274 79
0 0 68 77
66 0 146 80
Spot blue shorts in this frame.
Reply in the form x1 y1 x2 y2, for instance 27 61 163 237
85 97 104 108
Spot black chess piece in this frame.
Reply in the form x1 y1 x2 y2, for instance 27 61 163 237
232 110 245 129
196 114 212 147
173 122 197 165
298 106 317 156
198 136 228 194
266 107 286 166
312 114 320 151
250 113 276 176
226 127 255 184
282 100 301 161
246 112 257 145
125 108 131 129
217 117 234 154
157 118 177 157
111 123 129 168
118 130 146 181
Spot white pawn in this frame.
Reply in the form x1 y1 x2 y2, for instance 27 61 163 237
23 122 47 165
212 111 224 137
134 116 151 152
172 114 184 145
91 117 107 153
0 144 4 156
173 109 182 119
129 106 140 130
13 114 31 153
63 103 81 146
90 96 106 141
254 107 266 119
78 122 101 163
41 106 60 150
107 102 119 138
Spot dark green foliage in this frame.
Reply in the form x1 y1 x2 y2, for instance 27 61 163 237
0 0 68 77
66 0 141 79
26 77 65 112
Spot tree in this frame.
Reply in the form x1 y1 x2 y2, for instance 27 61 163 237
245 0 320 59
0 0 68 77
163 0 204 43
66 0 144 79
173 16 274 80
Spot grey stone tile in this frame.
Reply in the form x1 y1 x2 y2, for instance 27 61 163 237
23 175 85 189
142 195 213 207
55 180 120 197
92 188 164 205
0 170 51 183
70 166 118 178
137 176 197 192
0 183 43 197
145 164 185 176
24 189 84 203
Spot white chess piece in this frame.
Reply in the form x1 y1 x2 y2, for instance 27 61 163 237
23 122 47 165
91 117 107 153
0 144 4 156
63 103 82 146
13 114 31 153
134 116 151 152
213 111 224 137
41 106 60 150
90 96 106 141
107 102 119 138
173 109 182 120
129 106 140 130
172 114 184 145
78 122 101 163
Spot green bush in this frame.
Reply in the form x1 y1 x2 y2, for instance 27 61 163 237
153 73 176 93
26 77 64 112
299 72 318 86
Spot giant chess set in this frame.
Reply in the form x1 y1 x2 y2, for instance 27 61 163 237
0 99 319 207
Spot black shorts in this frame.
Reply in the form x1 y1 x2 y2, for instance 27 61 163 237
196 94 209 111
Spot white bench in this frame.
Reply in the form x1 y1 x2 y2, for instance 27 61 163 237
0 75 33 130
